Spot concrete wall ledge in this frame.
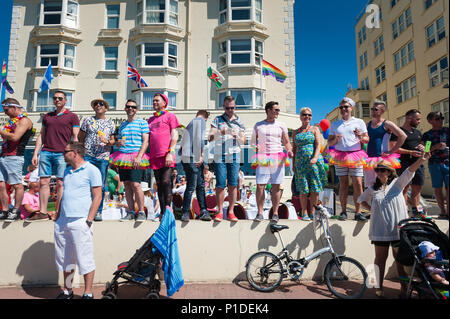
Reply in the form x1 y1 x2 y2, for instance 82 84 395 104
1 219 448 287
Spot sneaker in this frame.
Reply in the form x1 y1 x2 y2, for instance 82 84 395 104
56 290 74 299
214 213 223 222
94 212 102 221
301 215 311 221
136 211 146 221
355 213 368 222
339 212 347 221
181 212 190 222
199 211 212 221
120 212 136 221
271 214 279 223
0 211 8 220
228 213 238 222
27 213 49 221
254 213 263 222
6 208 20 221
81 293 94 299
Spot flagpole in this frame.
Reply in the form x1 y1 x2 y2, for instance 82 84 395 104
260 60 263 107
206 54 210 109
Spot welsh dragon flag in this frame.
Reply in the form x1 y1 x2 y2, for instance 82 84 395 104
207 66 224 89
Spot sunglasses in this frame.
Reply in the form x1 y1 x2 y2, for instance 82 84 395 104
225 107 235 111
93 101 105 107
272 108 281 113
53 97 64 101
125 105 138 109
371 107 380 111
374 168 389 173
63 149 75 154
301 113 312 117
434 117 444 121
339 105 350 110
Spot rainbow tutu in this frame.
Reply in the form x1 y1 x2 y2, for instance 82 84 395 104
251 152 290 169
325 149 368 168
109 151 150 169
365 153 401 170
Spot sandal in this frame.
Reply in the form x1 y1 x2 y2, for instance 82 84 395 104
375 289 384 298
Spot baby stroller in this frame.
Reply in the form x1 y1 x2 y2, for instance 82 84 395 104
396 218 449 299
102 235 162 299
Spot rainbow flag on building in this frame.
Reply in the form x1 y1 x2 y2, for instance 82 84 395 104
262 59 287 83
1 60 14 94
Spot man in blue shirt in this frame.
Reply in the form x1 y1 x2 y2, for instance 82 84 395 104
54 142 102 299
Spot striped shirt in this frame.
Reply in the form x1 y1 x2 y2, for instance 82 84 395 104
117 118 150 153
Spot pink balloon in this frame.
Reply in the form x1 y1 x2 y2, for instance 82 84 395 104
320 119 330 132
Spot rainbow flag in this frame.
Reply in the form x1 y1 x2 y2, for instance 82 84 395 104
1 60 6 79
262 59 287 83
1 60 14 94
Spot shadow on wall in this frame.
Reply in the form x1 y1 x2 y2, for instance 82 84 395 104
16 240 59 297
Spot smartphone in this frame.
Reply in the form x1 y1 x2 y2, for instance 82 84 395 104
424 141 432 153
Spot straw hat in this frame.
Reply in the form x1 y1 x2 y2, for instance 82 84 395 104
90 98 110 109
375 160 397 176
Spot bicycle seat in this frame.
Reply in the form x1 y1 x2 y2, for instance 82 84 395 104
270 224 289 233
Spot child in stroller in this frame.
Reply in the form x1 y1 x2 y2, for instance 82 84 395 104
418 241 449 293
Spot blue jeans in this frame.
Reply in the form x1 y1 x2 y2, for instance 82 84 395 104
85 155 109 215
181 162 207 215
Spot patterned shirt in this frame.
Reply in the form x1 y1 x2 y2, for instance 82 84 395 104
422 127 449 163
211 113 245 157
80 116 115 160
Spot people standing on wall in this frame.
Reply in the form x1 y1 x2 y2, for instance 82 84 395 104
78 98 115 221
0 98 34 220
147 93 180 218
327 97 369 221
292 107 327 221
31 91 80 220
109 99 150 221
251 101 293 222
208 95 246 222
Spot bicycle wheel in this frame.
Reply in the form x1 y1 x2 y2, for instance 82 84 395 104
324 256 367 299
246 251 284 292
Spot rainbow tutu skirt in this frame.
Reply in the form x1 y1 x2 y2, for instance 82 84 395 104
109 151 150 169
365 153 401 170
325 149 368 168
251 152 290 169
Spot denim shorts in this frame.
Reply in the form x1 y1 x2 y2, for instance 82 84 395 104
214 162 240 189
0 156 25 185
428 161 449 188
39 150 67 178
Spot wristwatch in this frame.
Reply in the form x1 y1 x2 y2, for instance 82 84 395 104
86 219 93 227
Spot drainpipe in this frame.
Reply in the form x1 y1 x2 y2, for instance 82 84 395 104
184 0 191 110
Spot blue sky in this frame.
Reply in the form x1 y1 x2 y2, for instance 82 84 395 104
1 0 365 119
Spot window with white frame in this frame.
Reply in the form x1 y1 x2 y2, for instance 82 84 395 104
392 7 412 40
39 0 79 28
359 51 368 70
358 26 367 45
396 76 416 104
64 44 75 69
360 77 369 90
106 4 120 29
104 46 118 71
424 0 436 11
394 41 414 72
140 90 177 110
217 89 263 109
375 64 386 85
35 89 73 112
219 38 264 67
136 42 178 68
374 35 384 56
429 56 449 88
219 0 263 24
432 99 449 125
39 44 59 67
102 92 117 110
136 0 178 26
426 16 446 48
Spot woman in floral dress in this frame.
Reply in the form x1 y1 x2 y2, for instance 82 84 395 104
293 107 328 220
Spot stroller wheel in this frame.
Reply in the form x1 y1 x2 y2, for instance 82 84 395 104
105 281 118 295
102 292 117 299
146 292 159 299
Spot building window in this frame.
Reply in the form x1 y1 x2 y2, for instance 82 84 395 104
218 89 262 109
219 0 263 24
136 0 178 26
39 44 59 67
35 90 73 112
360 77 369 90
141 90 177 110
426 16 446 48
425 0 436 10
63 44 75 69
219 38 264 68
358 26 367 45
376 92 387 103
429 56 449 88
392 7 412 40
106 4 120 29
432 99 449 125
394 41 414 72
361 103 370 118
375 64 386 85
391 0 398 8
40 0 79 28
374 35 384 56
397 116 405 126
104 47 118 70
102 92 117 110
136 42 178 68
396 76 416 104
359 51 368 70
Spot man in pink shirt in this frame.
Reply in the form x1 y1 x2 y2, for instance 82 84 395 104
21 181 44 220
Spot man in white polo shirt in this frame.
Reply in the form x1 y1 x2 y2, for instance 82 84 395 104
54 142 102 299
328 97 369 221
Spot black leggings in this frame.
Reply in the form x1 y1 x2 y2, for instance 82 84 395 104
153 167 173 216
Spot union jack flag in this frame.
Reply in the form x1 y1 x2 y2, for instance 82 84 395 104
127 59 148 89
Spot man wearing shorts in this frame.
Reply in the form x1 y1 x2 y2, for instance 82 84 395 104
54 142 102 299
32 91 80 220
209 96 246 222
251 101 293 222
327 97 369 221
0 98 34 220
390 109 426 218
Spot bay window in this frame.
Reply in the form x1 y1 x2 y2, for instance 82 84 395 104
219 0 263 24
140 90 177 110
218 38 264 67
136 0 178 26
135 42 179 69
218 89 263 109
39 0 79 29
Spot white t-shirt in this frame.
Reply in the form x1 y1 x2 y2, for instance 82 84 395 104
329 117 367 152
252 120 288 154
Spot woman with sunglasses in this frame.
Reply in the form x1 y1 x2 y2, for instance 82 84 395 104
358 152 431 298
292 107 328 220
